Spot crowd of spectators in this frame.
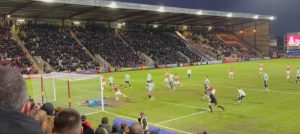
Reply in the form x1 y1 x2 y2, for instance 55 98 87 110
185 31 257 60
73 25 143 67
155 32 202 63
0 24 34 74
18 23 98 72
122 31 201 64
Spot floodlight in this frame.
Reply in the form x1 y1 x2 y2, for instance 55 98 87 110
109 2 117 8
158 6 165 12
197 10 203 15
227 13 232 17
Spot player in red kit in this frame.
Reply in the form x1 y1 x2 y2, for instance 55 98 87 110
259 63 264 75
228 66 235 79
286 64 291 80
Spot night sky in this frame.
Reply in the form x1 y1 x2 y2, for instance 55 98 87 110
116 0 300 36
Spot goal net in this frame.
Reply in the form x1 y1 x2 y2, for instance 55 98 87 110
25 72 105 114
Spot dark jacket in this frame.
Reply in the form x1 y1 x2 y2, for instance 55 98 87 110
0 108 43 134
138 116 148 131
83 123 95 134
95 124 112 134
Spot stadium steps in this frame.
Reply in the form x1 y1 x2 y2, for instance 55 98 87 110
10 29 43 72
115 31 155 66
140 53 155 67
174 31 215 61
177 51 191 63
70 31 109 68
196 34 219 58
33 56 54 72
94 54 111 68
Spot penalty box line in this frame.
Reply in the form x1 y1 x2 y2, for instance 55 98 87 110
154 111 206 125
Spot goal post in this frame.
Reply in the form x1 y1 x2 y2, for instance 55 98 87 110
23 74 56 104
25 72 105 113
100 75 104 111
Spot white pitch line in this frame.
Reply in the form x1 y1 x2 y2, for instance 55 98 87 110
155 111 206 125
159 101 205 110
85 110 103 116
102 111 192 134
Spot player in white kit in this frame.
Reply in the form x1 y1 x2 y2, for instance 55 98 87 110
124 73 132 89
296 67 300 83
168 73 175 90
237 88 246 102
108 76 114 88
187 69 192 79
147 80 155 100
264 73 269 91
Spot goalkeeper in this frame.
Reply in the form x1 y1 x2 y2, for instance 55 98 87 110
81 99 107 107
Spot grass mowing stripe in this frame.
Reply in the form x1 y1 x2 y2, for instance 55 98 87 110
217 85 300 95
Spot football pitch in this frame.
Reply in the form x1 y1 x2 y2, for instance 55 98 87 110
27 59 300 134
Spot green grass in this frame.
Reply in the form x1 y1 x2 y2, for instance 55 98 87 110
27 59 300 134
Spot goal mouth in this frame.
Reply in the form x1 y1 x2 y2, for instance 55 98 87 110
25 72 106 114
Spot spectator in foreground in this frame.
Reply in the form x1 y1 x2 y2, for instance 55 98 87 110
29 109 53 134
82 123 95 134
41 102 55 116
0 65 43 134
95 127 108 134
138 112 148 134
41 102 55 133
54 106 64 115
119 122 129 134
53 108 82 134
95 117 112 133
82 115 93 128
82 115 94 134
201 131 208 134
129 123 144 134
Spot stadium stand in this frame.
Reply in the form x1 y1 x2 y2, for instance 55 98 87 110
0 24 34 74
121 30 201 64
156 32 202 63
73 25 143 67
183 31 257 60
18 23 98 72
215 33 257 58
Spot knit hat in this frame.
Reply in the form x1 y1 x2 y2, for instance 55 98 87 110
41 102 54 116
